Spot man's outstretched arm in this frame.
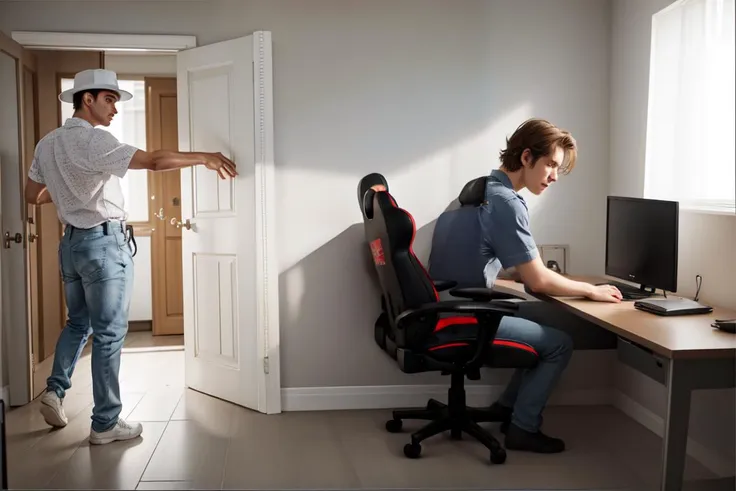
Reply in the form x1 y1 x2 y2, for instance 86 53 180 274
515 256 622 302
129 150 237 179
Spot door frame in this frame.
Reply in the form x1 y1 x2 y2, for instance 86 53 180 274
9 31 282 414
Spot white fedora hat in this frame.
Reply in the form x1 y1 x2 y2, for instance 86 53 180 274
58 69 133 103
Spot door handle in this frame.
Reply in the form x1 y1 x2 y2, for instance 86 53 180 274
170 218 192 230
4 231 23 248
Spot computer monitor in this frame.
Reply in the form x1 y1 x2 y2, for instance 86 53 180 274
605 196 679 294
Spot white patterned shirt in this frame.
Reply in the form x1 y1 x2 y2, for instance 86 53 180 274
28 117 138 229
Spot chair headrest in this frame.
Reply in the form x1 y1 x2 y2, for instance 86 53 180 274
358 173 389 219
458 176 487 206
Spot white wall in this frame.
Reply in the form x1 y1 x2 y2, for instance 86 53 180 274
0 0 613 391
104 53 176 77
610 0 735 471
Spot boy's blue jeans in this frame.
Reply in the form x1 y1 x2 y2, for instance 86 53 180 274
46 222 133 433
494 316 574 433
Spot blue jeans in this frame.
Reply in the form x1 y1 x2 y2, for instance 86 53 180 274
46 222 134 433
494 315 573 433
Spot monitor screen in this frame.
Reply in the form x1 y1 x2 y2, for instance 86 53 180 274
605 197 679 292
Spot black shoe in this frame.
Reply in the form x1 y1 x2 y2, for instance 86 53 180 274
504 423 565 453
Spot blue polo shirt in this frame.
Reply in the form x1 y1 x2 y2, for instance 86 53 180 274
479 169 539 287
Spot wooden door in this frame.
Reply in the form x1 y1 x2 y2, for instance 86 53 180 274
21 60 43 397
147 77 184 336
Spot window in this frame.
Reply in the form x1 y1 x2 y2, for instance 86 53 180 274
60 78 150 222
644 0 735 213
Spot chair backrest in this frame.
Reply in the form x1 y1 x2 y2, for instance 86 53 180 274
428 176 488 288
358 175 440 343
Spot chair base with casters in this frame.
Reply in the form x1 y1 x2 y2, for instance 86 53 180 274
374 307 539 464
386 371 509 464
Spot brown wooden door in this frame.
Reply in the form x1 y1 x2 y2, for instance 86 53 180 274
20 59 43 396
147 77 184 336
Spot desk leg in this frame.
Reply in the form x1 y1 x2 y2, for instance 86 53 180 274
661 359 691 491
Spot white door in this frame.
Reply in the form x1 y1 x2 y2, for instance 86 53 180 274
176 32 281 414
0 47 31 406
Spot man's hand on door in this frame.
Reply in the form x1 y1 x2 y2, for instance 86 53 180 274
204 152 238 179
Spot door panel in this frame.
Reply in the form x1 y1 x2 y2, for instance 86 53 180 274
0 43 31 405
21 64 44 398
177 35 270 411
147 77 184 335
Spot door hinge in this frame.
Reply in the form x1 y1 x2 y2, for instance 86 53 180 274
263 356 269 374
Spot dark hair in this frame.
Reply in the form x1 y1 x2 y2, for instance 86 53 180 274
72 89 103 111
499 118 577 175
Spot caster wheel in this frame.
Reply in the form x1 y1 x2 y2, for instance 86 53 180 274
490 448 507 464
404 442 422 459
385 419 403 433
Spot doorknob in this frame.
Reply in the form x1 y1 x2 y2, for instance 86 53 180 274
4 231 23 248
170 218 192 230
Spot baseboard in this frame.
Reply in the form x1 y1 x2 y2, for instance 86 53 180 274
613 390 734 477
281 384 613 412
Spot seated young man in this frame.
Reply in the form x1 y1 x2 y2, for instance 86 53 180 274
481 118 622 453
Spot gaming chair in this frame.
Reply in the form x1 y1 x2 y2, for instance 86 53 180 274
357 174 539 464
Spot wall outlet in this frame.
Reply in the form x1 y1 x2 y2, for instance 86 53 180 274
539 244 569 274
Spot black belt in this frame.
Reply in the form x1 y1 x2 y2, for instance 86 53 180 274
68 221 137 257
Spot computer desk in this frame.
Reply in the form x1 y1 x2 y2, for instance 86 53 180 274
493 277 736 491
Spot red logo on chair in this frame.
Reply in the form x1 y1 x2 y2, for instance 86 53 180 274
370 238 385 266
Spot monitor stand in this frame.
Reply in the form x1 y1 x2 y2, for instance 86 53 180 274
596 280 655 300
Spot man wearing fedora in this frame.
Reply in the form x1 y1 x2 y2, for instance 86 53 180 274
24 69 237 444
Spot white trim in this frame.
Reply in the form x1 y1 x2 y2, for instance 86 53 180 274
10 31 196 52
253 31 281 415
281 384 613 412
613 390 734 478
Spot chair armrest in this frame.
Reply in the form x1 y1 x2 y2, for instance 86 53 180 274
449 287 525 302
396 300 516 370
395 300 517 330
433 279 457 292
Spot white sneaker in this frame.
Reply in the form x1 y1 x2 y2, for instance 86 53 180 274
40 391 68 428
89 418 143 445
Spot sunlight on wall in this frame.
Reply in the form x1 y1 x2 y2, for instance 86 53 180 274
60 78 149 222
278 103 538 273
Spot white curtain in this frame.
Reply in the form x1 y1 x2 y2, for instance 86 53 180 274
644 0 735 211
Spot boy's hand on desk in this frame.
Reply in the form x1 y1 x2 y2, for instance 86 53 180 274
586 284 623 303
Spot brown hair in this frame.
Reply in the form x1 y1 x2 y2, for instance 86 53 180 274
499 118 577 175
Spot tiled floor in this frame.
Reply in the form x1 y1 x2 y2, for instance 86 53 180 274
5 332 723 490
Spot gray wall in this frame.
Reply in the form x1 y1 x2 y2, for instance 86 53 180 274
0 0 614 392
610 0 735 469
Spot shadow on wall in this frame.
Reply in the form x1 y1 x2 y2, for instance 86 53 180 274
278 207 525 390
278 221 452 389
